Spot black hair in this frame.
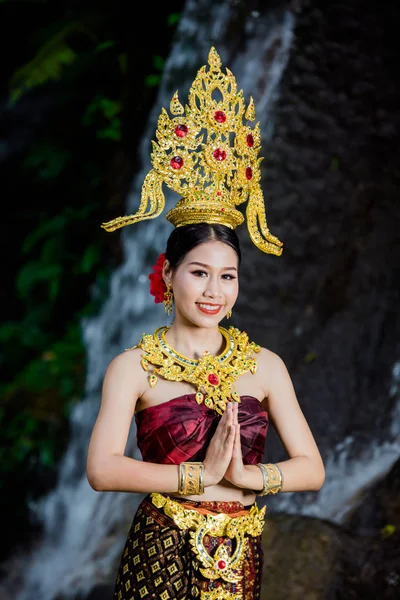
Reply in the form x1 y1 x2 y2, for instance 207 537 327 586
165 223 242 269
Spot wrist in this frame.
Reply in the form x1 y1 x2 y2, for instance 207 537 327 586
203 463 220 487
238 465 264 490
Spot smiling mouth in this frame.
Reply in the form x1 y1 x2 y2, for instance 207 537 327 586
196 303 223 315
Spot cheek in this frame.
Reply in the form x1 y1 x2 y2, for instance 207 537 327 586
174 274 203 299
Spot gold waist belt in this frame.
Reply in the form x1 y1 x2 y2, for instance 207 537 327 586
150 492 266 584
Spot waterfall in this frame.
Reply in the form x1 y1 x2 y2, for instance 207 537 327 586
7 5 297 600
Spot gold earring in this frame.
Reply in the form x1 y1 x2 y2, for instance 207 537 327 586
226 309 232 319
164 283 173 315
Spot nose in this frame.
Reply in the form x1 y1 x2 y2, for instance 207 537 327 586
203 276 222 299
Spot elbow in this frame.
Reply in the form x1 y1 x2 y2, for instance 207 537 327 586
86 468 104 492
313 464 326 491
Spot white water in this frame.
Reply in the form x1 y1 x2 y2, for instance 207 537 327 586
5 3 399 598
6 6 298 600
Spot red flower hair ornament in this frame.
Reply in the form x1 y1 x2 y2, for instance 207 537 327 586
149 252 167 303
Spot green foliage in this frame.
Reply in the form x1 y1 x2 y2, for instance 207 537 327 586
23 144 72 180
381 524 396 538
145 54 165 88
9 23 80 104
167 13 181 26
82 95 122 140
2 0 184 550
8 22 116 105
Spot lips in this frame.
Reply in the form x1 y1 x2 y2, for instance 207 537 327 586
196 303 223 315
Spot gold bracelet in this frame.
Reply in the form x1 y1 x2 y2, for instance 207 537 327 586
177 462 204 495
255 463 283 496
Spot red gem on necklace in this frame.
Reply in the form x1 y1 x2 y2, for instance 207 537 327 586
217 559 227 570
174 124 188 138
208 373 219 386
214 110 227 123
170 156 184 169
213 148 226 162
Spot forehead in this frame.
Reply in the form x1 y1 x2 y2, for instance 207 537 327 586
182 240 238 267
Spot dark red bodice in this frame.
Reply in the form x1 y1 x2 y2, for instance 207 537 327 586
135 394 268 465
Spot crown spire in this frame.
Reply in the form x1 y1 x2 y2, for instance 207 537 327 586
101 47 283 256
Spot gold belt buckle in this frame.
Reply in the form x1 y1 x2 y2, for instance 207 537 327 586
151 493 265 585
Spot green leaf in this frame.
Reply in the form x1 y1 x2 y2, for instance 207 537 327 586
95 40 116 52
145 74 162 88
96 117 121 141
8 21 100 104
167 13 181 26
16 262 62 301
82 95 121 125
304 351 318 363
153 55 164 72
78 245 101 274
23 144 72 180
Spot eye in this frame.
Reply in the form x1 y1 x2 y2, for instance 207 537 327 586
191 270 208 277
222 274 236 280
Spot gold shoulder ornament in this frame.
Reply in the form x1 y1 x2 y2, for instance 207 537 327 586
135 326 260 415
101 46 283 256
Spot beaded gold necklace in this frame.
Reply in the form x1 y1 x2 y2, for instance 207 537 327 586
135 326 260 415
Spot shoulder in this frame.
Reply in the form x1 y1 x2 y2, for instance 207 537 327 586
256 346 291 391
103 345 147 394
257 346 286 370
107 345 143 370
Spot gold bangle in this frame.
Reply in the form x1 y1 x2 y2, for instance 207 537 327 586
255 462 283 496
177 462 204 495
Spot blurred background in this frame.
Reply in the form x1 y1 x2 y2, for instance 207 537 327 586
1 0 399 598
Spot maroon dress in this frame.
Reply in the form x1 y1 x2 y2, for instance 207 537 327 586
113 395 269 600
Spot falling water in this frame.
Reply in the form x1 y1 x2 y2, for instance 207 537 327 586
7 6 297 600
6 2 400 596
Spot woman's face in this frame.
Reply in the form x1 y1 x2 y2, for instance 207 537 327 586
164 240 239 328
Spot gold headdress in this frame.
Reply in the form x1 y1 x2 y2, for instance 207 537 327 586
102 47 283 256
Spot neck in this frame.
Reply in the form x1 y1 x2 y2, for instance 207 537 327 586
165 320 225 360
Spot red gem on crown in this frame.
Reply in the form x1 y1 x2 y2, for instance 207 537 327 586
214 110 227 123
175 124 188 138
246 133 254 147
245 166 253 180
217 559 227 570
170 156 184 169
208 373 219 386
213 148 226 162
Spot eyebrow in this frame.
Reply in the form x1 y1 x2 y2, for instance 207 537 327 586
188 261 238 271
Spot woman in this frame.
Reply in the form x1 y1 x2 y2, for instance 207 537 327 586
86 48 325 600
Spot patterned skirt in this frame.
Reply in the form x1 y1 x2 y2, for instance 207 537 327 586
113 493 264 600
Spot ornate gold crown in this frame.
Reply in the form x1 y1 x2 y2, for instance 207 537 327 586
102 47 283 256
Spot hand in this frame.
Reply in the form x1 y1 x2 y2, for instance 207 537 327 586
203 402 236 487
223 402 247 488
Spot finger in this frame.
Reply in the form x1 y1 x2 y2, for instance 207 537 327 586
233 424 242 456
233 401 238 426
226 422 236 447
216 404 228 429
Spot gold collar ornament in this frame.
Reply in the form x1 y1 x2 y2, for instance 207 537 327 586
101 47 283 256
135 326 260 414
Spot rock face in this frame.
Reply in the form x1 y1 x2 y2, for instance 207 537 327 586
2 1 400 599
260 457 400 600
233 0 400 471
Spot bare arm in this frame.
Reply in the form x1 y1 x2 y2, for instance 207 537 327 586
86 349 182 493
226 348 326 493
86 348 237 494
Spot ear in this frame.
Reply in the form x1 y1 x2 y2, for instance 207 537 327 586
162 259 172 286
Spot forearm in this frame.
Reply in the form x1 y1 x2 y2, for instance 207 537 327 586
241 456 325 493
87 455 180 494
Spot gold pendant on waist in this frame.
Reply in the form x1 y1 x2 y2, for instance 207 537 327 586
136 326 260 415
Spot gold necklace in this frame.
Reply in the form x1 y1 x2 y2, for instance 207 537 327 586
136 326 260 415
